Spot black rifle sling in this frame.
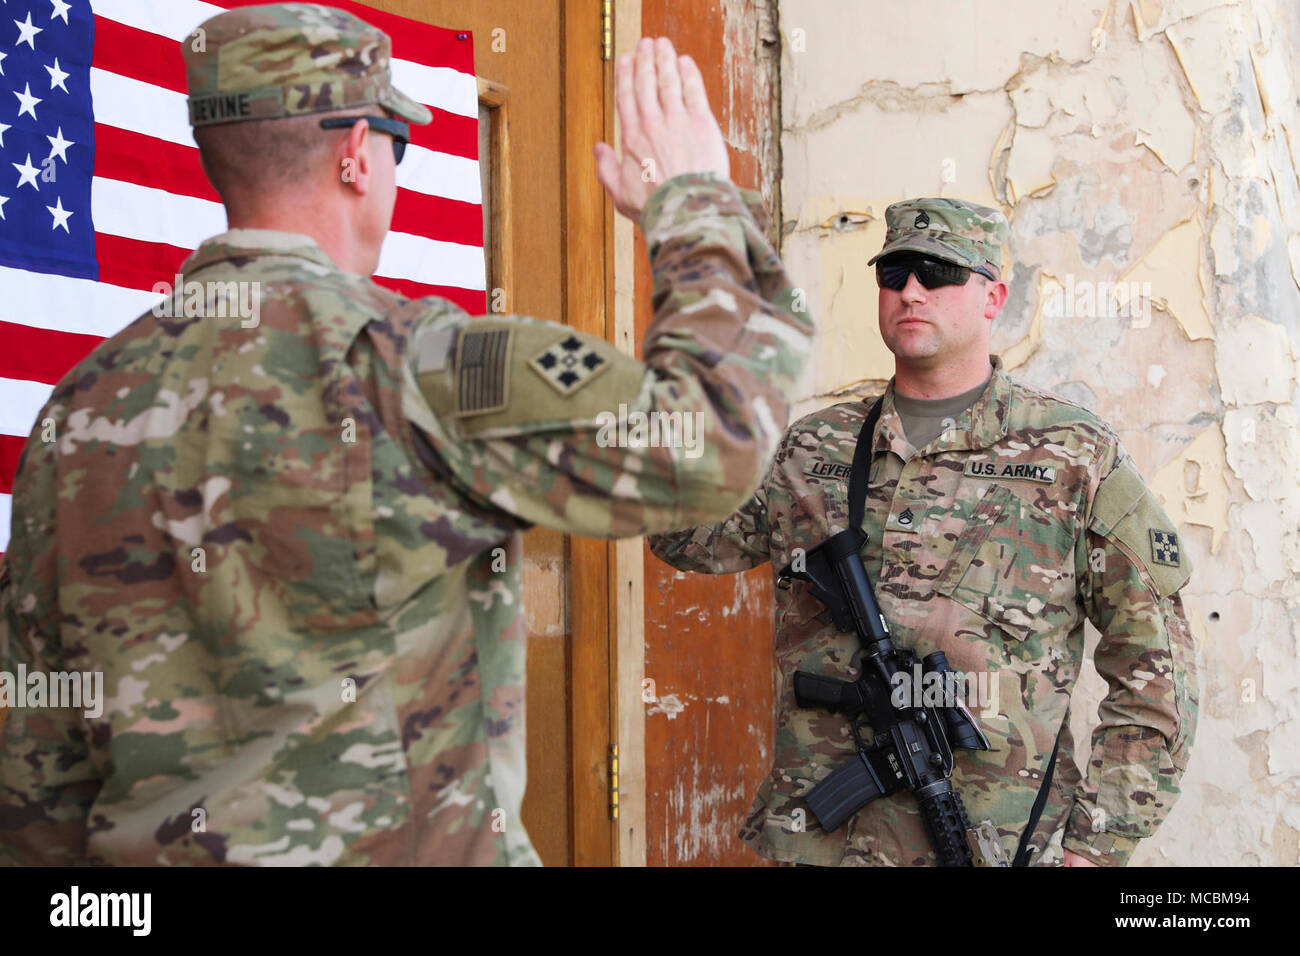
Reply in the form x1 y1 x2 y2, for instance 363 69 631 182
847 398 883 532
1013 726 1062 866
847 396 1064 867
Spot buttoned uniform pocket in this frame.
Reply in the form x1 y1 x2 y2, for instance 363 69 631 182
935 484 1079 644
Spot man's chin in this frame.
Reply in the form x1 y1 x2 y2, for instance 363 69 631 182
883 337 941 362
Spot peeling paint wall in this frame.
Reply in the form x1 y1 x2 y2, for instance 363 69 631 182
778 0 1300 864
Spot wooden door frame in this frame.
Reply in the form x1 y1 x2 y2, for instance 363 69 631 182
477 0 657 869
477 76 512 311
563 0 617 866
564 0 656 868
607 0 646 868
474 0 635 868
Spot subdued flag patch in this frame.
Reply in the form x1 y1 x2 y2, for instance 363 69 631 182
528 335 609 397
456 328 512 416
1150 529 1181 567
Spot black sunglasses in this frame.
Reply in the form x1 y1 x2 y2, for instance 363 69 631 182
319 115 411 165
876 252 995 291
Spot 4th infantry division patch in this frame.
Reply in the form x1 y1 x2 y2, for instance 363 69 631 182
1150 529 1181 567
529 335 609 396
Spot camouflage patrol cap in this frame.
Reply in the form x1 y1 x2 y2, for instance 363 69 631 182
183 2 433 128
867 198 1010 279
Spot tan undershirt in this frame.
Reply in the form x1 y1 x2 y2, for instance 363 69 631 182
892 374 991 451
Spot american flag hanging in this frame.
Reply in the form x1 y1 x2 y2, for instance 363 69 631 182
0 0 485 553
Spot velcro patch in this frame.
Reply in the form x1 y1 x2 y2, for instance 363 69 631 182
1090 458 1192 597
455 328 512 416
1150 529 1181 567
414 324 455 373
529 334 610 397
965 460 1057 483
802 458 851 481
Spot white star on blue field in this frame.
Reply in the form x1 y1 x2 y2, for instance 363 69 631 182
0 0 95 279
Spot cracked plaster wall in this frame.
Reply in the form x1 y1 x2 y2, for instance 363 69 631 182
778 0 1300 865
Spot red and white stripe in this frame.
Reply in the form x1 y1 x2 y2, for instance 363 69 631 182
0 0 484 552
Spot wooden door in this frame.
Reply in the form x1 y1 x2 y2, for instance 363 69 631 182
636 0 782 866
360 0 614 866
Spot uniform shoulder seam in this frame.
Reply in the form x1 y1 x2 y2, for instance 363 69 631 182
1005 376 1122 443
789 397 880 436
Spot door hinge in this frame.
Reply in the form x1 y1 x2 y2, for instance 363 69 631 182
601 0 613 61
608 743 620 820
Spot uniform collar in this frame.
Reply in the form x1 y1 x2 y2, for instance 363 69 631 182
872 354 1011 457
179 229 340 275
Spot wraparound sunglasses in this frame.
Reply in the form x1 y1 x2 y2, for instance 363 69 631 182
319 115 411 165
876 252 995 290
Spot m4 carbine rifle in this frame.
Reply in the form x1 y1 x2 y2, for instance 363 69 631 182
778 524 997 866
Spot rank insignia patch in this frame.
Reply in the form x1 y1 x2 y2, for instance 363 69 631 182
455 328 512 416
1150 529 1181 567
888 506 919 533
529 335 609 396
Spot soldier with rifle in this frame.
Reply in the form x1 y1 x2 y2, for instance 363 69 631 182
649 199 1199 867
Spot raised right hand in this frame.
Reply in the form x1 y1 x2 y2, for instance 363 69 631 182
593 36 731 221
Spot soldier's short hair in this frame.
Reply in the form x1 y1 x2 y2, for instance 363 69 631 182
194 106 370 208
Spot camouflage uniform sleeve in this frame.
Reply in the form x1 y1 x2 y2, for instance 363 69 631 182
1064 452 1198 867
645 469 771 573
403 172 813 538
0 439 100 865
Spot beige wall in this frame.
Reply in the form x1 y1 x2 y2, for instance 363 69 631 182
776 0 1300 865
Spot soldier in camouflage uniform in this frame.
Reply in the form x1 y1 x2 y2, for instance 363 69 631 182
0 6 812 865
650 198 1198 867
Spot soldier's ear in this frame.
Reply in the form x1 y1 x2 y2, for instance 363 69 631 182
338 118 372 197
982 279 1008 319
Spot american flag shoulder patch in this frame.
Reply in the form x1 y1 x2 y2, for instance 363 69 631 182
454 328 513 417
